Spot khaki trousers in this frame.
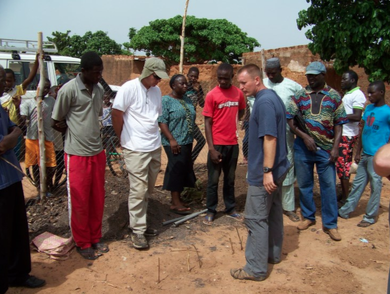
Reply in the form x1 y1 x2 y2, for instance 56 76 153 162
123 147 161 234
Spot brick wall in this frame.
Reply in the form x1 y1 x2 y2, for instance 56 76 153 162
242 45 390 102
102 46 389 102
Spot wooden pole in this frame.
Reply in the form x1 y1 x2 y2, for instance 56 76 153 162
179 0 190 74
37 32 47 200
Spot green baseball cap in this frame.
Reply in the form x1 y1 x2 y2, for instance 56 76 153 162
140 57 169 80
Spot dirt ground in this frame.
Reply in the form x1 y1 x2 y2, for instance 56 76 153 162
6 160 390 294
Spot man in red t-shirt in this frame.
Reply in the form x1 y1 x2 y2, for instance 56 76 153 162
202 63 246 225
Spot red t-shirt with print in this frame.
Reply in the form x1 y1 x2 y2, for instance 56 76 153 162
202 85 246 145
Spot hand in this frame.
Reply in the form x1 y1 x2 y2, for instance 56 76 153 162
169 139 181 155
303 136 317 152
329 147 339 162
263 173 277 194
56 120 67 129
0 134 17 155
209 149 222 164
12 95 21 108
355 153 361 164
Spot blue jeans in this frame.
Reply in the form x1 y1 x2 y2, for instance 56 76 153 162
294 137 338 229
339 154 382 224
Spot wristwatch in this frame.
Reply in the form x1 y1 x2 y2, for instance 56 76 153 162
263 166 273 173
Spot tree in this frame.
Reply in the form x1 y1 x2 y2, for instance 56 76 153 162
297 0 390 82
127 15 260 65
48 30 125 57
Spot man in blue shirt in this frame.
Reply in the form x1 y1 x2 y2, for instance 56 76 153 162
339 81 390 227
0 66 45 293
230 64 289 282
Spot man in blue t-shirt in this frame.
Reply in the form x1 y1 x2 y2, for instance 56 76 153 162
230 64 289 282
339 81 390 227
0 66 45 293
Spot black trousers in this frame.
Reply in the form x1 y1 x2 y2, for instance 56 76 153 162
0 181 31 294
206 145 239 214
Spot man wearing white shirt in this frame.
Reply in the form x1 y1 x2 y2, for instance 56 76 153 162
112 58 169 249
336 70 366 204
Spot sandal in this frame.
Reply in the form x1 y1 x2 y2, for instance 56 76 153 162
76 247 102 260
203 212 215 226
170 206 192 215
357 220 373 227
284 211 300 222
226 211 244 222
92 242 109 253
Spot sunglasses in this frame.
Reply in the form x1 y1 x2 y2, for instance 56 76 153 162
153 74 161 80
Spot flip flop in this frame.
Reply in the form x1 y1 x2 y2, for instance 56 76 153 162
203 212 215 226
284 211 300 222
170 207 192 215
76 247 102 260
92 242 109 253
357 220 373 227
226 212 244 222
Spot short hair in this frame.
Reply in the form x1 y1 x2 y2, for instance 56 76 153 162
5 68 15 79
217 63 233 75
345 70 358 83
237 64 263 79
369 80 386 93
169 74 185 89
81 51 103 71
188 67 199 75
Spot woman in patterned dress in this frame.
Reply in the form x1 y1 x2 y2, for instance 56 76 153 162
158 74 196 215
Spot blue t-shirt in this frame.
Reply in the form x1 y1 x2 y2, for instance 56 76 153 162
362 103 390 156
247 89 290 186
0 107 23 190
158 95 196 146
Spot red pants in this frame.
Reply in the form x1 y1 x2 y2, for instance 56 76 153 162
65 151 106 249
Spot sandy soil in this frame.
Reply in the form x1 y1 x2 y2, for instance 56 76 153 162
7 163 390 294
9 112 390 294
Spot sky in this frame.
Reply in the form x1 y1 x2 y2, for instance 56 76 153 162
0 0 311 52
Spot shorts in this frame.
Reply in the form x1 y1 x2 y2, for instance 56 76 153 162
25 139 57 168
336 135 358 179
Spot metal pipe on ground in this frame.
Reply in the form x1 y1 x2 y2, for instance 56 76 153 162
171 209 208 227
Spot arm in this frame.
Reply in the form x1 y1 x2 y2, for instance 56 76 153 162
111 109 124 140
263 135 277 194
354 122 364 164
287 118 317 152
158 122 180 154
0 126 22 155
330 124 342 162
51 119 68 134
238 109 245 120
204 116 222 164
373 143 390 180
21 53 40 90
347 108 363 122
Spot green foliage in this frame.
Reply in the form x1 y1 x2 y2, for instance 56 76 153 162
297 0 390 82
128 15 260 65
48 30 125 58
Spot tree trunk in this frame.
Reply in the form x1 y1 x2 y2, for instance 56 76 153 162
179 0 190 74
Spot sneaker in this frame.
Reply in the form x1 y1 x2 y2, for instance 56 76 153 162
131 233 149 249
297 219 316 230
230 268 266 282
145 228 158 236
9 275 46 288
323 227 342 241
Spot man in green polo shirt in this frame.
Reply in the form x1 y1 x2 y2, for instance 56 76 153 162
52 51 108 260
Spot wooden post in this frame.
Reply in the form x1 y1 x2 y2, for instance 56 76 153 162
179 0 190 74
37 32 47 200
